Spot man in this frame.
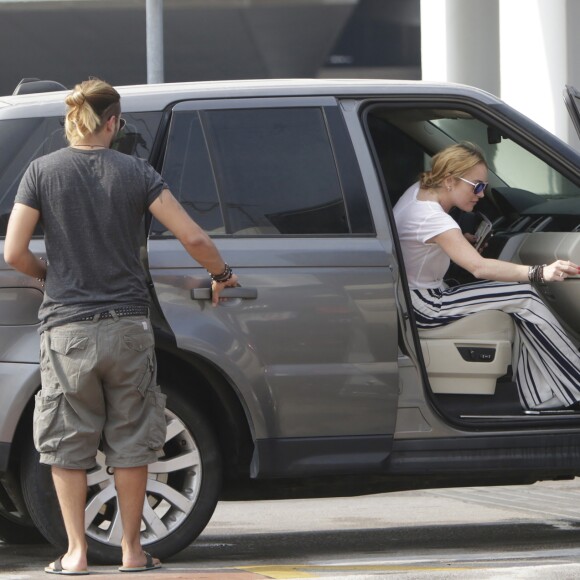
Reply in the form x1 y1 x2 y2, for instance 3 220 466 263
4 78 238 574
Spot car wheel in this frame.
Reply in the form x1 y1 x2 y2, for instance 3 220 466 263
21 385 222 563
0 509 46 544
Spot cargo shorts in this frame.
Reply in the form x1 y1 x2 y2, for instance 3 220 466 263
34 315 167 470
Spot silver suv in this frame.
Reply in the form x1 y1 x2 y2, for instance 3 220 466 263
1 79 580 562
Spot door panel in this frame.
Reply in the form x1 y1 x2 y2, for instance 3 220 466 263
517 232 580 338
148 237 397 439
148 98 400 446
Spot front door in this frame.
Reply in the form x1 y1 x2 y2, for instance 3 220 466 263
147 97 400 476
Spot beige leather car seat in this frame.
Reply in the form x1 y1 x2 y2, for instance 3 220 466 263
418 310 514 395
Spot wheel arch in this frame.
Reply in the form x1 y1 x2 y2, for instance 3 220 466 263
0 394 37 531
154 344 254 483
4 388 36 473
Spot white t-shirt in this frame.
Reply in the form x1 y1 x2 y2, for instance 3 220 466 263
393 182 460 289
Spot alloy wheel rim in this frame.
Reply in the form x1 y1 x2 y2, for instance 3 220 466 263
84 408 202 546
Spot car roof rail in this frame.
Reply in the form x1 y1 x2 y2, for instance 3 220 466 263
13 78 67 95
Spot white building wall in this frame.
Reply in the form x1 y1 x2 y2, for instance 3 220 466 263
565 0 580 149
421 0 580 149
500 0 567 140
446 0 500 97
420 0 448 82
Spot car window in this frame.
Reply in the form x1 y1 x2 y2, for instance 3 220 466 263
152 106 373 236
0 117 66 236
367 107 580 213
113 112 162 160
432 117 580 200
0 112 162 237
153 111 223 234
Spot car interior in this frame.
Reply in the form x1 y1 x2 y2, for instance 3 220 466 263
365 104 580 426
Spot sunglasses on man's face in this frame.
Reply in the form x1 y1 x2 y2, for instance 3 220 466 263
458 176 487 195
108 115 126 131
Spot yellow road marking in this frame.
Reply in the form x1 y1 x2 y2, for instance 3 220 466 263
239 564 474 578
239 567 313 578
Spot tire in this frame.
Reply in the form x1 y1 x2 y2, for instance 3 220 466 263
0 509 46 544
0 454 47 544
21 384 223 563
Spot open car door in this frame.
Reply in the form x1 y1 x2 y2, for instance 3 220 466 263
564 85 580 138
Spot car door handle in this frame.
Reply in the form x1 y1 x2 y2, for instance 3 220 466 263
190 287 258 300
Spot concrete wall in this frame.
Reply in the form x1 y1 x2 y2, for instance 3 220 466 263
0 0 357 96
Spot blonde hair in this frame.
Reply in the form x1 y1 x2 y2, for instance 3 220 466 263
64 78 121 145
420 142 487 188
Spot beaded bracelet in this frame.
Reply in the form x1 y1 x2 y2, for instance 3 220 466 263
528 264 546 284
37 256 47 286
209 263 233 283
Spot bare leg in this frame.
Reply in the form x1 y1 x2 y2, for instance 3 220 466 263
48 467 88 572
115 465 161 568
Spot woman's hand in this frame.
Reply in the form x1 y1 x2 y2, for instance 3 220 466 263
463 232 486 254
543 260 580 282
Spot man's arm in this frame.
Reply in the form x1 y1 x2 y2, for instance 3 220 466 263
4 203 46 281
149 189 238 304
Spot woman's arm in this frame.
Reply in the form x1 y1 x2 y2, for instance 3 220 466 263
432 228 578 282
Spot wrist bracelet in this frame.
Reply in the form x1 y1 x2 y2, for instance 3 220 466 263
528 264 546 284
37 256 47 285
209 263 233 283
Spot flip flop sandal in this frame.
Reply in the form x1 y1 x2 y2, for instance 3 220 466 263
118 552 162 573
44 555 90 575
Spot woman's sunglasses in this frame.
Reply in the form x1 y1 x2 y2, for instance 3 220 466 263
458 176 487 195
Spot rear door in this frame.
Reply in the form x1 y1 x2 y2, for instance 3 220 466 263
0 111 163 455
147 97 400 475
0 115 67 453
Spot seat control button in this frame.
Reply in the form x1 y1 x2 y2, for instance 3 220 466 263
457 346 496 362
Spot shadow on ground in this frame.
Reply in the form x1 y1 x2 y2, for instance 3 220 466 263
3 521 580 572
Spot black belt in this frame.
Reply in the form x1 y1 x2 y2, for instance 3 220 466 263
71 306 149 323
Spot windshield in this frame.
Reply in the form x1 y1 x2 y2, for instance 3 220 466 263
432 117 580 200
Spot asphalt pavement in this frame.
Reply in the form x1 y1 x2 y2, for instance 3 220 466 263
3 479 580 578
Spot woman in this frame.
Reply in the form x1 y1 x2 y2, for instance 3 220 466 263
393 141 580 411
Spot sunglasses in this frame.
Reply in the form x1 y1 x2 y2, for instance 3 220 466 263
458 176 487 195
108 115 126 132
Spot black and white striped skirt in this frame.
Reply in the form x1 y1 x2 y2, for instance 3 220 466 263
412 281 580 409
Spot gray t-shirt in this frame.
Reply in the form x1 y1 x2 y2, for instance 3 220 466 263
15 147 166 330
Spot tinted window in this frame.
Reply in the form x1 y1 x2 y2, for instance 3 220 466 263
113 112 163 160
0 117 66 236
205 107 348 235
0 112 162 237
154 111 223 234
153 106 374 237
